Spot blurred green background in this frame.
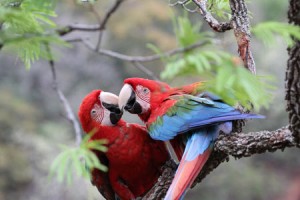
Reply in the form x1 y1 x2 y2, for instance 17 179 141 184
0 0 299 200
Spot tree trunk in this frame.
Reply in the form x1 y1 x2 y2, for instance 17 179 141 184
286 0 300 143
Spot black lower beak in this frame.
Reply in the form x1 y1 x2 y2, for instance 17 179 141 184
110 108 123 125
109 110 123 124
102 103 123 125
124 91 142 114
126 101 142 114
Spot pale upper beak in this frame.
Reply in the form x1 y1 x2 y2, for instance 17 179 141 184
118 83 143 114
100 92 123 124
118 83 133 111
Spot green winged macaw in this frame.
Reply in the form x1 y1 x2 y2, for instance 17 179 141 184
118 78 263 200
78 90 170 200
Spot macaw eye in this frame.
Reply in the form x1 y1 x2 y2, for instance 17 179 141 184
143 88 149 94
91 109 96 115
136 85 150 103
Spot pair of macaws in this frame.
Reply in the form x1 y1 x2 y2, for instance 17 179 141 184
78 78 263 200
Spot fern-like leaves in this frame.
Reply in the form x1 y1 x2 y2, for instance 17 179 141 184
152 15 273 111
252 21 300 46
49 133 108 184
0 0 66 69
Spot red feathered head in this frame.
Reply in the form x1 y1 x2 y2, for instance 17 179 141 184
118 78 171 121
78 90 123 133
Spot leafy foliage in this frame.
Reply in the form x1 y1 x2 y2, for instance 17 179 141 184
49 132 108 184
204 60 273 110
252 22 300 47
0 0 66 69
155 15 273 111
207 0 231 19
173 14 214 47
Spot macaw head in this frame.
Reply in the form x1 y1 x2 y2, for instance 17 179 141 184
78 90 123 133
118 78 171 117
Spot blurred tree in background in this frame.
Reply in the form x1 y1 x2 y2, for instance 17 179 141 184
0 0 299 200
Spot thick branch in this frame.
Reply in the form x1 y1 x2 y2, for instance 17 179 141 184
191 0 255 73
215 126 296 157
229 0 256 73
45 44 82 146
143 126 297 199
192 0 232 32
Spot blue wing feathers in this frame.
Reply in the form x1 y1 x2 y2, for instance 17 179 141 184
188 113 264 130
149 94 264 141
160 93 263 200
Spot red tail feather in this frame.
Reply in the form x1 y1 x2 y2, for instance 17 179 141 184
165 148 212 200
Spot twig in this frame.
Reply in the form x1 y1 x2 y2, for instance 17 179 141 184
57 24 102 35
169 0 198 13
57 0 124 36
89 5 103 51
77 38 208 62
98 0 124 31
45 44 82 146
131 61 160 81
143 126 298 199
91 0 124 50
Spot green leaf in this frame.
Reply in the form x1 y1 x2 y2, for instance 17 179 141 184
207 0 231 20
173 13 213 47
49 132 108 184
252 22 300 47
0 0 65 68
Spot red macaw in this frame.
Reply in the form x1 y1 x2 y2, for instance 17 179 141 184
118 78 263 200
78 90 170 200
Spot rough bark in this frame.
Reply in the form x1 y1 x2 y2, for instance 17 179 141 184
229 0 256 74
192 0 255 73
192 0 232 32
143 1 299 199
286 0 300 144
142 127 297 199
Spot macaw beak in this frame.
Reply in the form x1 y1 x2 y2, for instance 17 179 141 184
102 103 123 125
109 104 123 125
100 91 123 125
118 84 142 114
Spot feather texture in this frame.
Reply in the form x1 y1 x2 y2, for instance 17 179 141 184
148 94 263 141
165 130 215 200
79 90 170 200
120 78 264 200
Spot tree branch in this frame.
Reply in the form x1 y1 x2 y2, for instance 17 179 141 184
74 38 208 62
45 44 82 146
228 0 256 73
192 0 232 32
89 4 103 51
190 0 256 73
57 0 124 36
143 126 298 199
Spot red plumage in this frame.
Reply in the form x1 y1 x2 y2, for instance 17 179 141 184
123 78 202 123
78 90 170 200
123 78 203 160
119 78 262 199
